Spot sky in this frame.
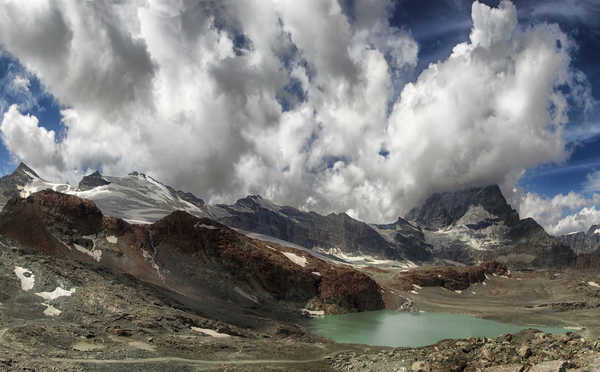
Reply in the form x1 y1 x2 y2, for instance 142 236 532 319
0 0 599 235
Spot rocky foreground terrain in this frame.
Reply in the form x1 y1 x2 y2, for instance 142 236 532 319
329 329 600 372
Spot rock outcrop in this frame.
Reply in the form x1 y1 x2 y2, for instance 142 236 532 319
395 261 508 291
78 170 111 190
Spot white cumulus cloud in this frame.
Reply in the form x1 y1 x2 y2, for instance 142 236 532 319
0 0 591 223
519 190 600 235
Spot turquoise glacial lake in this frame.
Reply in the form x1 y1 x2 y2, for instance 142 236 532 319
306 310 566 347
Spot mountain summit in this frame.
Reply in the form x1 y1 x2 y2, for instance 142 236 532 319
78 170 110 190
406 185 519 229
407 185 574 267
0 162 43 208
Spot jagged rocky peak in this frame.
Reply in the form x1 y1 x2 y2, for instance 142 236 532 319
14 162 40 179
588 224 600 235
78 170 110 190
406 184 519 229
0 162 44 208
175 190 205 208
232 194 279 212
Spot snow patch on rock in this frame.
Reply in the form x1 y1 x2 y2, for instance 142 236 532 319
282 251 307 267
106 235 118 244
14 266 35 291
41 303 62 317
74 244 102 262
301 308 325 316
195 223 218 230
142 249 164 281
191 327 230 338
588 281 600 288
35 287 75 301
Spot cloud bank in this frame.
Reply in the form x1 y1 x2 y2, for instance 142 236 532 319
519 191 600 235
0 0 591 224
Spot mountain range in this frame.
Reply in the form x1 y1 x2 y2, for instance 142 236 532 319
0 162 587 269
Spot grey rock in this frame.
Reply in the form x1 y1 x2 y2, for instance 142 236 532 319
517 345 531 358
411 360 430 372
483 364 524 372
528 360 567 372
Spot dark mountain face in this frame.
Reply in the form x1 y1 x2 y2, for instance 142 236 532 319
216 195 431 262
406 185 520 229
560 225 600 255
406 185 575 268
0 190 383 314
78 171 111 190
373 217 433 261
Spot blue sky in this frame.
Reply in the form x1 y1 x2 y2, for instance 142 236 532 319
0 0 598 232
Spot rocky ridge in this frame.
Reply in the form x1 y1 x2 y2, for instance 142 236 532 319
0 190 383 315
216 195 430 262
395 261 508 291
0 163 587 269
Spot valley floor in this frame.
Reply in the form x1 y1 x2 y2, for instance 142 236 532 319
2 242 600 371
370 264 600 340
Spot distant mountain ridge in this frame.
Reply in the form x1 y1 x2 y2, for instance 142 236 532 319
0 163 582 268
560 224 600 255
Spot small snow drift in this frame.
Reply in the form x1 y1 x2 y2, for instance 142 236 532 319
14 266 35 291
191 327 230 338
74 244 102 262
301 308 325 316
588 281 600 288
35 287 75 301
282 251 307 267
195 223 218 230
41 303 61 316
